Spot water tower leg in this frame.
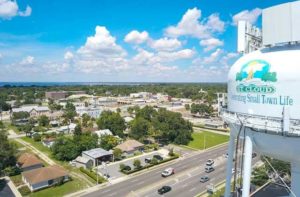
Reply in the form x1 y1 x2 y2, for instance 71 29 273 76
242 135 253 197
224 133 236 197
291 162 300 197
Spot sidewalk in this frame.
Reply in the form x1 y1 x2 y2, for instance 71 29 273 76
3 176 22 197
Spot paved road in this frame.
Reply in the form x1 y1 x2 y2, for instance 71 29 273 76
83 144 228 197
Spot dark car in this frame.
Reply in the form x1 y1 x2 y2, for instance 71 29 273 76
200 176 210 183
145 158 152 163
123 165 131 171
252 153 257 158
153 154 163 161
158 186 172 195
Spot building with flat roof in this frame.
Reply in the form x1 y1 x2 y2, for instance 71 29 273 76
82 148 113 166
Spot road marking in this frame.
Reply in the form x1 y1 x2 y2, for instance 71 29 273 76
182 183 188 188
101 189 111 194
108 192 117 196
130 179 139 183
189 187 196 192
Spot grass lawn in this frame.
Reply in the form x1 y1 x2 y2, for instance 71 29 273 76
21 137 52 155
10 175 24 187
29 177 87 197
187 131 229 150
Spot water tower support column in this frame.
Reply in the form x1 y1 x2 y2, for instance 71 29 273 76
291 162 300 197
242 135 252 197
224 132 236 197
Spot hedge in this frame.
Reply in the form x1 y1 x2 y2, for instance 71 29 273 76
121 155 179 175
79 167 106 183
18 186 31 196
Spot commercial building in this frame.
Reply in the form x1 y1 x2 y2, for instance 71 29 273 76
82 148 113 166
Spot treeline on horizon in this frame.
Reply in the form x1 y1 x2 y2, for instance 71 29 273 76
0 83 226 102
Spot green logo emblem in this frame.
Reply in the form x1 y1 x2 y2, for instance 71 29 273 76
236 60 277 82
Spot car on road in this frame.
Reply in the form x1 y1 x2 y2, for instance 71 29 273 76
153 154 163 161
206 159 214 166
157 186 172 195
145 158 152 163
252 152 257 158
161 168 175 177
205 166 215 173
200 176 210 183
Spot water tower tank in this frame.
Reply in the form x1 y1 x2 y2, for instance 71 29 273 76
223 2 300 196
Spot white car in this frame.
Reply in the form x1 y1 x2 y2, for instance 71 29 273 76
206 159 214 166
161 168 175 177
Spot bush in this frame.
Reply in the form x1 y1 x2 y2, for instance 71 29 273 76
18 186 31 196
133 159 142 169
79 167 106 183
3 166 21 176
133 150 142 156
168 148 175 157
150 158 158 165
33 133 41 142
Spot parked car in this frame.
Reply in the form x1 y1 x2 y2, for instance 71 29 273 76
200 176 210 183
123 165 131 171
224 153 229 158
205 166 215 173
158 186 172 195
153 154 163 161
252 152 257 158
145 158 152 163
161 168 175 177
206 159 214 166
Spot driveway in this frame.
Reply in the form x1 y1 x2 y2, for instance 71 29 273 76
96 149 168 180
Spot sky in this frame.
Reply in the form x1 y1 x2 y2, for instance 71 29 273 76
0 0 292 82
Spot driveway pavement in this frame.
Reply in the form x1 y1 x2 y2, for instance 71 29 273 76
96 149 168 180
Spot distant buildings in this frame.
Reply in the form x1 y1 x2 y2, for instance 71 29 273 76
76 106 102 118
45 91 86 100
12 105 50 118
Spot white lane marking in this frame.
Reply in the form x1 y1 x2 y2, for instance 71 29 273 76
189 187 196 192
108 192 117 196
130 179 139 183
101 189 111 194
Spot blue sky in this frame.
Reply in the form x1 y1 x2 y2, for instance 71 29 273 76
0 0 291 82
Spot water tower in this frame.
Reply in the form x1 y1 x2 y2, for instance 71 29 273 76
223 1 300 197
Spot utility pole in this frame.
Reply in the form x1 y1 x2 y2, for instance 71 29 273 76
96 159 98 184
203 135 206 150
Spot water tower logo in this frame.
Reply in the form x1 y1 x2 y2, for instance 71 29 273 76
236 60 277 93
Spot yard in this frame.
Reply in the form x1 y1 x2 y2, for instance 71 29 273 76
29 177 87 197
187 131 229 150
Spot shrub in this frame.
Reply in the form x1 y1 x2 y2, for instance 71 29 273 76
150 158 158 165
79 167 106 183
33 133 41 142
168 148 175 157
119 164 126 171
18 186 31 196
4 166 21 176
133 159 142 169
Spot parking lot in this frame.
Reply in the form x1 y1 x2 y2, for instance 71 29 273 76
96 149 169 180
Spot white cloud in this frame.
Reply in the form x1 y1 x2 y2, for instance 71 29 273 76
0 0 31 19
149 37 182 51
202 48 223 64
64 51 74 60
19 5 32 17
124 30 149 44
165 8 225 39
200 38 223 52
232 8 262 25
78 26 126 58
20 56 34 65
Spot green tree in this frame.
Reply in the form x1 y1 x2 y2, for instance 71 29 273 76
0 100 11 111
74 124 82 136
51 137 80 161
38 115 50 127
113 148 123 161
133 159 141 169
251 166 269 186
130 117 150 141
12 112 30 120
33 133 41 142
82 113 91 127
96 111 126 137
100 135 119 150
63 102 77 122
0 131 17 174
184 104 190 110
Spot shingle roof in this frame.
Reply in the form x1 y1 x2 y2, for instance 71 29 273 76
17 153 43 169
22 165 68 185
115 139 144 152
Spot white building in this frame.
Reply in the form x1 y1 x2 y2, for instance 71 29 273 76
94 129 113 138
76 106 102 118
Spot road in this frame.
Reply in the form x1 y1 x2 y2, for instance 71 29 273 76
83 144 229 197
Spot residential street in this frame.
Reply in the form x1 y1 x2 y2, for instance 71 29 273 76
82 144 229 197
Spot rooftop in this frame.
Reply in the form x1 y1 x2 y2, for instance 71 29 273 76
17 153 43 169
116 139 144 152
82 148 112 159
22 165 68 184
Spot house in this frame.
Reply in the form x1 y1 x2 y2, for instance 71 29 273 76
76 106 102 118
42 137 56 148
17 153 43 172
94 129 113 138
56 123 76 134
11 105 50 118
82 148 113 166
22 165 69 191
73 156 93 169
115 139 144 156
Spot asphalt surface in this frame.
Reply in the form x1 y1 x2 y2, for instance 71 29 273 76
83 144 229 197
